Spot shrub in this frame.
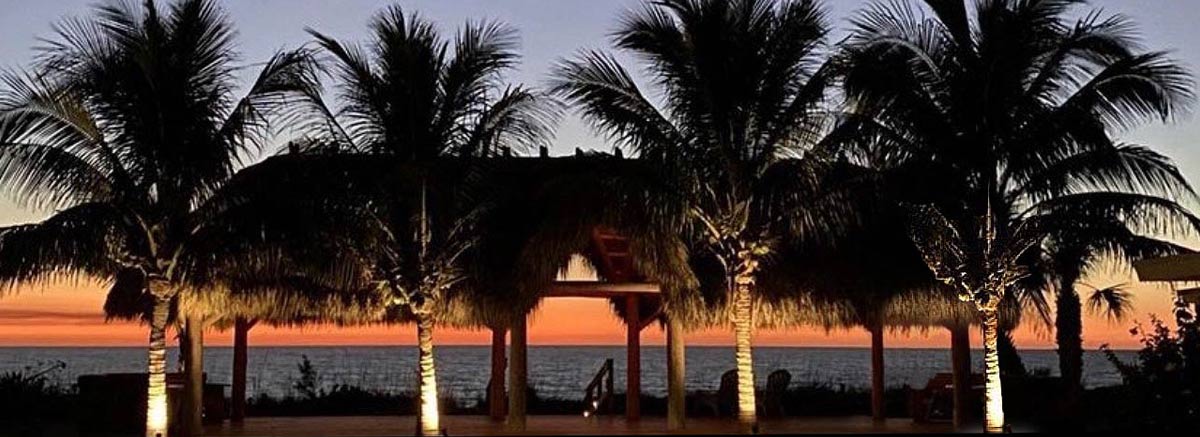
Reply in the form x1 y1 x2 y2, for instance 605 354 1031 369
1100 300 1199 432
0 361 75 431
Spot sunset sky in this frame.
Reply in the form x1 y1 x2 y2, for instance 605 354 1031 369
1 0 1197 350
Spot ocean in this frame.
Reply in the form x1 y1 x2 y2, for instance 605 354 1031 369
0 346 1134 404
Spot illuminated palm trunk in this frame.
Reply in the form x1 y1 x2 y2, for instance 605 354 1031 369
146 296 170 437
732 274 756 433
415 315 440 436
980 310 1005 433
667 316 686 431
183 314 205 436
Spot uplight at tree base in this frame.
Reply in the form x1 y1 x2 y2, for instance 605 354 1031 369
982 310 1006 434
146 384 168 437
416 318 440 436
146 315 169 437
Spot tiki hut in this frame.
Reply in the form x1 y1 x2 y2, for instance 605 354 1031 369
751 180 1029 426
458 151 702 429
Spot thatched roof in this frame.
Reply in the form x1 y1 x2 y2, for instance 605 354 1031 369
460 153 706 328
744 180 1027 333
102 152 1027 336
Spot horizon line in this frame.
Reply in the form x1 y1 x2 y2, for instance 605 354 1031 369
0 344 1139 352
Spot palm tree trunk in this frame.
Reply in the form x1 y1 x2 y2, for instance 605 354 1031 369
997 328 1026 377
981 310 1006 433
949 323 971 430
667 316 686 431
146 296 171 437
415 315 440 436
488 327 507 421
183 314 205 436
732 273 757 433
507 316 527 431
231 318 254 424
869 322 885 423
1054 280 1083 422
178 328 190 373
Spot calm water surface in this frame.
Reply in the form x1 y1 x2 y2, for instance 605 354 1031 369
0 346 1134 404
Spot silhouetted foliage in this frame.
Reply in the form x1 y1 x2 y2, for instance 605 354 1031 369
1100 301 1200 431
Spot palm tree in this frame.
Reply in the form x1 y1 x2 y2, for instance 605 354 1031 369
1043 207 1197 423
304 7 555 435
0 1 320 435
551 0 852 430
907 203 1043 433
834 0 1195 432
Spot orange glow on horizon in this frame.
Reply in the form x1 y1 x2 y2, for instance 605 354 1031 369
0 277 1178 350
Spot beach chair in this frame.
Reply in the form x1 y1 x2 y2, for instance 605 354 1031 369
910 372 984 423
759 369 792 417
716 369 740 416
694 369 738 416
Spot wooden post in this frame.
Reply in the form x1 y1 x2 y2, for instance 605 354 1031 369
183 315 205 436
667 316 686 430
507 316 528 431
231 318 255 424
489 327 507 420
625 295 641 421
870 323 885 423
950 324 972 430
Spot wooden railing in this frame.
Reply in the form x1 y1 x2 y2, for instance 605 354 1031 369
582 359 614 417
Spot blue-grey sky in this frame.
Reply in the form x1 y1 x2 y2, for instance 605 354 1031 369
1 0 1198 225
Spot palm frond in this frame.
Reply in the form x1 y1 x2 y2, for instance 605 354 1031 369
1086 283 1133 323
549 50 680 160
459 86 560 157
0 72 123 210
220 47 328 160
0 203 128 293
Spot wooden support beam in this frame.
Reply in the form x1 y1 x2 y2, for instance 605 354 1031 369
950 324 972 430
667 316 686 431
488 328 507 421
591 228 621 280
870 323 885 423
548 281 660 298
183 315 205 436
507 317 528 431
231 318 257 424
637 305 663 331
625 294 641 421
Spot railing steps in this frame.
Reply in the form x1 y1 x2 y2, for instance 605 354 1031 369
582 358 614 417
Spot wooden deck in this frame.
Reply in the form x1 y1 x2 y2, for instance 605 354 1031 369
203 415 955 436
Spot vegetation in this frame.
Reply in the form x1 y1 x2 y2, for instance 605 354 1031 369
1099 301 1200 431
0 0 321 435
833 0 1197 431
0 363 75 434
551 0 856 430
221 5 560 435
0 0 1195 435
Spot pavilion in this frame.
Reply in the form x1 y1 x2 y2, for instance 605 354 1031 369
1133 253 1200 311
496 226 679 427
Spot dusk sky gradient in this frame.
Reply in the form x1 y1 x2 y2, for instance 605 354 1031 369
0 0 1197 349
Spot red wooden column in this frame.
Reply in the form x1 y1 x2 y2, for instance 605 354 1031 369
870 323 885 423
626 294 641 421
